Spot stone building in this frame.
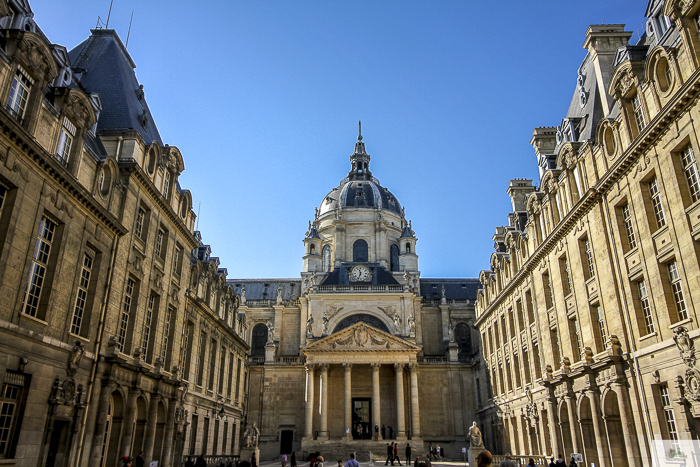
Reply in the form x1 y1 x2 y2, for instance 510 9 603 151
0 1 248 466
476 0 700 465
232 130 491 461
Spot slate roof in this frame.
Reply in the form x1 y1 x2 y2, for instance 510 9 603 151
419 278 481 300
68 29 163 146
318 179 403 216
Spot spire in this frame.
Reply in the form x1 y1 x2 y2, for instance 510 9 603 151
348 121 371 181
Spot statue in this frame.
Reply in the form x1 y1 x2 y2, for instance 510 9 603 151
407 314 415 335
393 312 401 333
306 315 315 338
468 421 484 448
448 321 455 343
243 422 260 448
322 316 329 335
266 319 275 343
277 285 283 304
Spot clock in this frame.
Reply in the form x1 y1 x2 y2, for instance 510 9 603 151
350 265 372 282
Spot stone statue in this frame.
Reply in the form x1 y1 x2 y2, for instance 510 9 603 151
448 321 454 342
266 319 275 343
407 314 415 335
243 422 260 448
277 285 283 304
468 421 484 448
393 312 401 333
241 285 246 303
322 316 329 335
306 315 315 338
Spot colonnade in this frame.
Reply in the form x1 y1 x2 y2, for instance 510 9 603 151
303 362 421 440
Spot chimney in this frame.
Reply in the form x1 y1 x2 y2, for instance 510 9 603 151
507 179 535 213
530 127 557 179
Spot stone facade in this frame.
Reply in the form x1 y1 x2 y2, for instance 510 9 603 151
0 1 248 466
476 1 700 465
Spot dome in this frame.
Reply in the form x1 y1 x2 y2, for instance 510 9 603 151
318 124 403 217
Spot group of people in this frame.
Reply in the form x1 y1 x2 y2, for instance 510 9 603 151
182 455 239 467
384 442 412 465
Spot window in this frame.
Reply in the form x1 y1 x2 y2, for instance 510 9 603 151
6 67 32 123
323 245 331 272
494 321 500 347
515 299 524 329
505 360 513 392
632 93 646 132
227 352 235 399
163 171 171 199
0 372 28 458
582 237 595 279
593 305 607 352
533 343 542 379
560 256 572 296
118 278 137 353
56 118 76 167
189 415 198 455
155 229 164 257
638 280 655 335
196 331 207 387
660 384 680 450
668 261 688 321
542 272 554 309
648 176 667 230
22 215 57 318
550 328 561 370
569 317 583 362
621 203 637 250
525 290 535 325
513 353 522 388
173 244 182 276
353 239 368 262
218 348 226 394
680 145 700 204
161 306 174 363
508 307 516 336
522 348 531 384
141 293 157 359
135 206 145 239
182 322 194 381
573 166 583 198
208 340 217 391
71 249 94 335
390 244 399 272
235 358 242 402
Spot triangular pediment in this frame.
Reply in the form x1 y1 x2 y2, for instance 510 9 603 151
303 322 420 353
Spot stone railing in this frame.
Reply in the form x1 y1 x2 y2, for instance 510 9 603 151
275 356 304 364
492 455 549 465
316 285 404 293
242 298 301 307
249 356 265 365
417 356 450 364
420 298 474 306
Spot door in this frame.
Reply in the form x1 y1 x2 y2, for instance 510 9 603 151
46 420 70 467
280 430 293 455
352 398 372 440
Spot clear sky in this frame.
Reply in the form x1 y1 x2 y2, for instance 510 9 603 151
31 0 645 279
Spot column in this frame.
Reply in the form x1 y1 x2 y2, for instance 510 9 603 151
409 363 421 438
120 389 139 458
304 364 315 439
319 364 329 440
160 399 178 467
564 394 580 454
89 382 114 463
395 364 406 440
372 363 382 440
613 382 642 467
546 395 561 456
142 395 160 461
344 363 352 441
587 390 609 467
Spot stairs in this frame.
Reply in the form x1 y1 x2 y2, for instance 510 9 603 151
301 439 425 463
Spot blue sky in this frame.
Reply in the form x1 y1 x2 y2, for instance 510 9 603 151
31 0 645 278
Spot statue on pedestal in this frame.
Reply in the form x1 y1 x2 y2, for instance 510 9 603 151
468 421 484 448
244 422 260 448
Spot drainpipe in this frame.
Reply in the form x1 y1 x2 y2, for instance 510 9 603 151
115 136 123 161
601 194 656 464
76 234 120 464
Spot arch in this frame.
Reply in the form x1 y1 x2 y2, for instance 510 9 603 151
61 88 97 129
11 31 59 81
132 396 148 456
558 400 574 459
596 119 619 159
153 401 167 463
99 157 118 197
353 239 368 262
309 244 316 255
646 46 675 96
390 244 399 271
179 190 192 219
455 323 471 361
602 390 628 467
104 391 125 467
322 245 331 272
251 323 268 357
405 242 411 254
146 142 160 175
578 395 599 467
332 313 390 334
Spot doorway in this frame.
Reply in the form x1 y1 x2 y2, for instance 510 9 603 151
280 430 293 455
352 398 372 439
46 420 70 467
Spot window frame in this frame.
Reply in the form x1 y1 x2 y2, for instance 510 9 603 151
70 249 95 336
22 215 57 318
6 67 32 123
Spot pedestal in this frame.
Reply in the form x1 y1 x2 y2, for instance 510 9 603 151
265 342 276 362
448 342 459 362
240 447 260 465
467 447 483 467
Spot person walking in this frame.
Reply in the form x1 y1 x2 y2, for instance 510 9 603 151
475 451 493 467
499 453 515 467
435 445 441 461
282 453 288 467
394 442 401 466
195 455 207 467
292 451 297 467
385 443 393 466
405 444 412 465
346 453 360 467
555 454 566 465
134 452 145 467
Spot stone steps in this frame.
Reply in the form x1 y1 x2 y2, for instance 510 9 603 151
302 440 425 463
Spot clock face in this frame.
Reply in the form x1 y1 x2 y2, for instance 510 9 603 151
350 265 371 282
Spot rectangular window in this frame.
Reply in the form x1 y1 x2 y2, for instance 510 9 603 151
681 145 700 203
22 215 57 318
533 343 542 379
208 340 218 391
522 348 532 384
573 166 583 197
525 290 535 325
163 171 171 199
135 207 145 239
227 352 235 399
513 354 522 388
71 249 94 335
197 331 207 387
633 93 646 131
560 256 572 296
142 293 157 359
155 229 164 258
189 415 198 455
56 117 76 167
161 306 175 363
183 322 194 381
543 272 554 309
508 307 516 336
218 347 226 394
6 68 32 123
668 261 688 321
213 419 219 456
118 277 137 353
621 203 638 250
202 418 210 455
0 372 27 458
582 237 595 279
494 322 501 347
660 384 680 450
593 305 607 353
476 378 482 408
505 360 513 392
638 280 655 334
0 183 7 218
222 421 228 455
516 299 525 329
235 358 242 402
569 317 583 362
550 328 561 370
648 176 667 230
501 315 507 344
173 244 182 276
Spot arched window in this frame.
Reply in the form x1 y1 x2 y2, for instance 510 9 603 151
455 323 472 362
322 245 331 272
390 244 399 272
309 244 315 255
353 239 368 262
405 243 411 254
251 323 267 357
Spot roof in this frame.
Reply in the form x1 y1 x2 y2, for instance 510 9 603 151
227 279 302 300
68 29 163 146
319 179 403 216
419 278 481 300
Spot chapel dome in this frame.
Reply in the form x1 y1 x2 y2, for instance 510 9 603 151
317 124 403 217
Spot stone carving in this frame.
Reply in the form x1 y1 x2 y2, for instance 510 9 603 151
407 314 415 335
674 326 695 367
581 346 594 366
448 321 455 343
266 319 275 343
616 69 636 97
50 376 82 407
306 315 314 338
468 421 484 448
545 364 553 380
403 270 411 291
240 285 246 304
684 368 700 403
277 285 283 304
322 316 329 335
392 312 401 334
243 422 260 448
67 341 85 377
324 305 344 321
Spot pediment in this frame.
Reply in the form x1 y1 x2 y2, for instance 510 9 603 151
303 322 420 353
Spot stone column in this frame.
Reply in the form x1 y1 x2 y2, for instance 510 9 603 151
372 363 382 440
120 389 139 458
344 363 352 441
142 396 160 461
89 382 114 464
409 363 421 438
319 364 330 440
612 382 642 467
395 364 406 440
546 394 561 457
587 390 609 467
564 394 580 454
304 364 315 439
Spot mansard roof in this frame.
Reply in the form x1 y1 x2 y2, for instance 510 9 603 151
227 279 302 300
68 29 163 146
419 278 480 301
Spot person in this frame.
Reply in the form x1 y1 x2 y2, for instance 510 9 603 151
346 453 360 467
252 452 258 467
527 459 536 466
216 457 224 467
394 442 401 466
386 443 393 466
389 426 393 439
424 455 432 467
555 454 566 465
121 457 132 467
292 451 297 467
134 452 145 467
338 461 343 467
406 444 412 465
568 458 576 467
475 450 493 467
227 458 234 467
240 462 252 467
414 457 420 467
195 455 207 467
310 453 318 467
357 425 362 439
428 443 433 461
375 424 380 440
382 424 386 440
317 456 325 467
435 445 441 461
548 457 556 467
185 456 195 467
499 453 515 467
282 453 288 467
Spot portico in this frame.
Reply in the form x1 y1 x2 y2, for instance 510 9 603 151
301 322 422 446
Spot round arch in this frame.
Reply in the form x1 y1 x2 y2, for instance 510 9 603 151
353 239 368 262
251 323 268 357
332 313 390 334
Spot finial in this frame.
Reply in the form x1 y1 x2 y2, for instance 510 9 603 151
358 121 362 141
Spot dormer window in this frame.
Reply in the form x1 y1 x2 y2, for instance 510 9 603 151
632 93 647 132
6 67 32 123
56 118 76 167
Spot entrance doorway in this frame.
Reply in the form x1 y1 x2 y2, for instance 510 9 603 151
352 398 372 439
280 430 293 455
